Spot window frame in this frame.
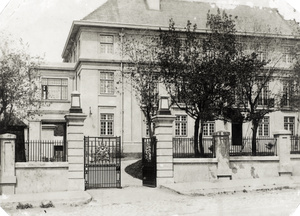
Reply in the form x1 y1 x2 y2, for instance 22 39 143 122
203 121 215 137
258 82 271 106
175 115 187 137
258 116 270 137
282 46 293 63
284 116 295 135
100 71 115 95
100 113 114 136
99 34 114 54
41 77 68 101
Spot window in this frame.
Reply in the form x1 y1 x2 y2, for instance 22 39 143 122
100 35 114 54
100 114 114 136
203 122 215 136
100 72 114 94
258 84 272 106
258 117 269 137
284 117 295 135
42 78 68 100
175 115 187 136
282 80 293 107
282 46 293 63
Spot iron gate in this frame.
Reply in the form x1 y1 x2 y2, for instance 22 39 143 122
142 137 157 187
84 136 121 189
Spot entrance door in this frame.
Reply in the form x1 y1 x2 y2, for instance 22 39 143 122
232 122 243 145
84 136 121 189
142 137 157 187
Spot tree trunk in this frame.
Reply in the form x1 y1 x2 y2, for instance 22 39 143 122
251 121 259 156
194 117 200 157
198 121 205 157
147 117 153 138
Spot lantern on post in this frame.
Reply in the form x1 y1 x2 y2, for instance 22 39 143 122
69 91 82 113
158 95 171 115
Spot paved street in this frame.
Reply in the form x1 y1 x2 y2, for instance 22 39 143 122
3 160 300 216
4 187 300 216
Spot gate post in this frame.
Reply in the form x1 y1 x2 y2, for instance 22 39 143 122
0 133 17 194
65 91 87 191
274 130 292 176
213 131 232 180
152 96 175 186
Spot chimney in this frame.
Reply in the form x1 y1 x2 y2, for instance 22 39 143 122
145 0 160 10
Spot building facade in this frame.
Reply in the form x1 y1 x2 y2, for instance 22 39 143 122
27 0 300 154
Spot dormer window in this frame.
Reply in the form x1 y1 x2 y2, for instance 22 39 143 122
100 35 114 54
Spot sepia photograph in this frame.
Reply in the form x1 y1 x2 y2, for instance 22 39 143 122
0 0 300 215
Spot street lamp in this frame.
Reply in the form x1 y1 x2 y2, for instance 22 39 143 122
158 95 171 115
69 91 82 113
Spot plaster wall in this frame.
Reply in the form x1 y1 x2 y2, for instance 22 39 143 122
15 162 68 194
173 157 289 183
174 159 218 182
229 157 279 179
291 155 300 176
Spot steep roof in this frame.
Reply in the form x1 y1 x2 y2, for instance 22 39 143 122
82 0 300 35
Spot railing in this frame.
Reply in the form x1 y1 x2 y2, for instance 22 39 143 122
25 140 67 162
230 137 277 156
173 137 215 158
291 136 300 154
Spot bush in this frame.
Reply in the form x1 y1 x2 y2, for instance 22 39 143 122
16 202 33 209
40 201 55 208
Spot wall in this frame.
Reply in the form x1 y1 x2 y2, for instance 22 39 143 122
173 156 300 183
15 162 68 194
229 157 279 179
291 155 300 176
174 159 218 182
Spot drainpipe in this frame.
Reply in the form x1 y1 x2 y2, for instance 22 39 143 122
119 30 125 153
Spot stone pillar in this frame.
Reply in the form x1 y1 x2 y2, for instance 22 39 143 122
213 131 232 180
65 113 87 191
0 134 17 194
153 114 175 186
274 130 292 176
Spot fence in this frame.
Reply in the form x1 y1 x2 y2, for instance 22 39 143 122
173 137 215 158
291 136 300 154
173 137 278 158
229 137 277 156
25 140 67 162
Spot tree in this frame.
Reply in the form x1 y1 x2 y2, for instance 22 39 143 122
159 10 238 157
0 35 42 161
123 33 160 138
232 29 286 155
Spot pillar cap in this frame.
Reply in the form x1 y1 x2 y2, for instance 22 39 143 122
212 130 230 137
273 130 292 136
0 133 16 139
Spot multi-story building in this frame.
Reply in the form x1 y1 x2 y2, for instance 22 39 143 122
28 0 300 154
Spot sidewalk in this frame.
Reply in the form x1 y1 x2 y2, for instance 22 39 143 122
160 176 300 196
0 159 140 210
0 190 92 209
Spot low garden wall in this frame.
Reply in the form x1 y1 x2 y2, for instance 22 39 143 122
173 158 217 182
173 156 300 183
291 155 300 176
15 162 68 194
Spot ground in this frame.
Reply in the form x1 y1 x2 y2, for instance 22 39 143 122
4 187 300 216
3 159 300 216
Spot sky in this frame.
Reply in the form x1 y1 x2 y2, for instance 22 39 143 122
1 0 300 62
0 0 300 13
